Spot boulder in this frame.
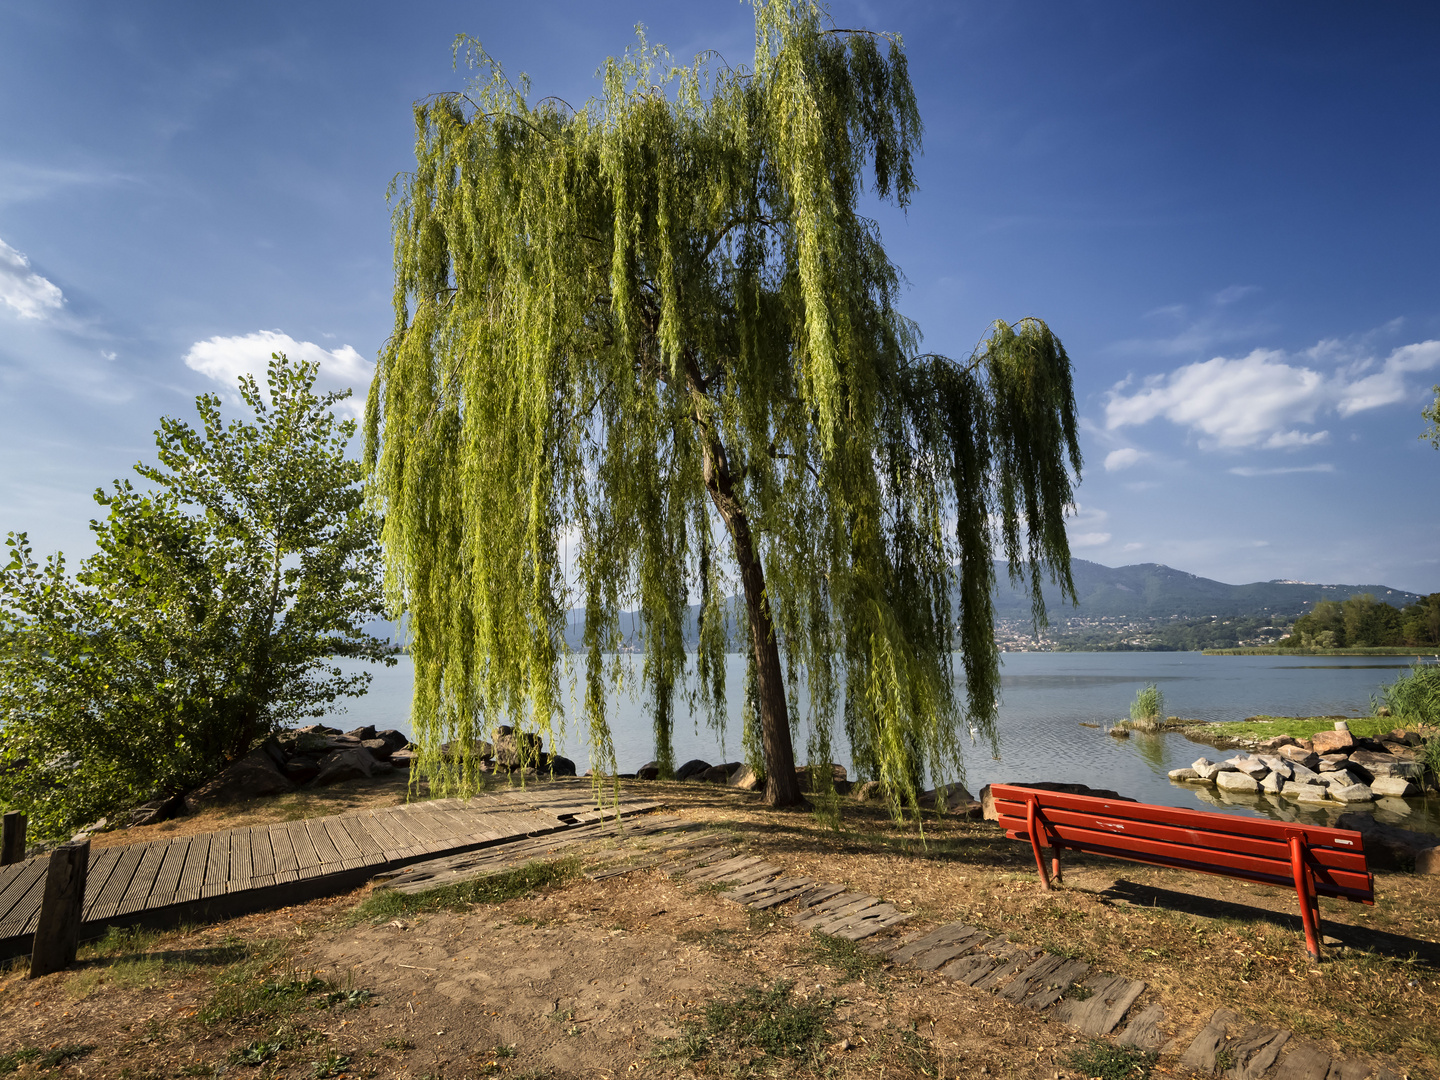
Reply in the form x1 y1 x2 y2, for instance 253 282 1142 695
1288 762 1323 785
185 741 296 812
675 759 714 782
1192 758 1225 781
1318 754 1350 772
345 725 378 741
360 738 395 761
1259 771 1284 794
635 761 661 781
294 731 333 755
494 730 543 769
312 747 380 787
1258 735 1300 750
854 779 882 801
1311 728 1355 755
797 763 851 794
1418 848 1440 875
1225 756 1269 779
375 729 410 753
918 784 977 814
700 762 742 784
1215 771 1260 794
1284 783 1331 803
283 758 321 784
1329 783 1374 803
1336 812 1440 871
129 794 183 827
1371 776 1420 798
1168 767 1201 782
389 749 417 770
546 754 578 778
1277 746 1321 770
1385 729 1422 747
729 765 762 791
1257 756 1293 780
1350 750 1424 780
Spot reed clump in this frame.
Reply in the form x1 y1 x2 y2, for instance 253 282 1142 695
1127 684 1165 733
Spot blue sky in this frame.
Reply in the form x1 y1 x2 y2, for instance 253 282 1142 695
2 1 1437 593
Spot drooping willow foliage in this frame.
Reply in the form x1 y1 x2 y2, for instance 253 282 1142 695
365 0 1081 813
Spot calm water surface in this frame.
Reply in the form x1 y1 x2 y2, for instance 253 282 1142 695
328 651 1440 837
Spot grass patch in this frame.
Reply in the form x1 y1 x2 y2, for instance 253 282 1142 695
805 931 888 984
196 943 362 1027
1129 684 1164 732
1065 1039 1156 1080
349 857 579 923
655 981 834 1075
0 1045 96 1073
1196 714 1398 742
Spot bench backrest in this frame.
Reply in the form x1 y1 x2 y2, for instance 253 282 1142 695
989 783 1374 903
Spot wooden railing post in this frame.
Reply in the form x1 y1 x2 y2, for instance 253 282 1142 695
28 838 90 979
1 812 26 865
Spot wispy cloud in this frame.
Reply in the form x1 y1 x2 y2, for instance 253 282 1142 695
1228 463 1336 477
1103 447 1143 471
0 237 64 320
184 330 372 415
1104 339 1440 450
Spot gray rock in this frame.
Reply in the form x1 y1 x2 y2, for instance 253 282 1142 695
389 750 417 770
1226 756 1270 778
853 778 881 800
674 759 713 782
1311 728 1356 755
1322 770 1364 789
1260 771 1284 794
345 725 378 741
1192 758 1224 781
1256 755 1293 779
129 794 183 827
1288 763 1323 785
729 765 761 791
283 758 321 784
1277 745 1321 770
312 747 379 787
1329 783 1374 803
360 738 394 760
185 742 296 812
375 729 410 753
294 731 332 754
635 761 661 781
1318 755 1349 772
701 762 743 784
1284 782 1331 803
1168 768 1201 782
494 730 543 768
1215 771 1261 794
919 785 977 813
546 754 578 777
1371 776 1420 798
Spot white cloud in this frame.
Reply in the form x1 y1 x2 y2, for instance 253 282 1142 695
0 237 64 319
1228 463 1335 477
1121 542 1143 552
184 330 372 415
1071 532 1112 548
1104 339 1440 450
1103 447 1143 472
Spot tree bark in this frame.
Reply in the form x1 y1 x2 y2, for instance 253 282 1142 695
685 370 804 807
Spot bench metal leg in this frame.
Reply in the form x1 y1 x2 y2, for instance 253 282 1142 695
1288 836 1322 960
1026 799 1053 891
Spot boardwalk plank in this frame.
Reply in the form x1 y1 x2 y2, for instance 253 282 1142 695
81 847 124 914
0 860 48 938
89 844 148 921
357 811 410 859
202 832 231 898
147 840 191 908
113 842 169 917
288 821 325 879
249 826 275 882
175 835 211 904
323 818 365 871
227 828 254 893
305 818 342 869
269 824 299 884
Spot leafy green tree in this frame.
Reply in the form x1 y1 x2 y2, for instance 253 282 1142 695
0 355 391 842
1422 384 1440 449
366 1 1080 811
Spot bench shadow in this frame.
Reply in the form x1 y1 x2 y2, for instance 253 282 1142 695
72 943 251 970
1099 879 1440 968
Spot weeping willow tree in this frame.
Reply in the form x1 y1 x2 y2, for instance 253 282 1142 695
365 0 1081 811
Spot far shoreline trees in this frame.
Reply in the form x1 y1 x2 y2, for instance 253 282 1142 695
0 354 391 843
366 1 1081 813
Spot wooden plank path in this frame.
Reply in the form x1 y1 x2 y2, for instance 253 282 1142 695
0 782 661 959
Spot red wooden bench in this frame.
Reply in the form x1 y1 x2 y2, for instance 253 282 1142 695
989 783 1374 959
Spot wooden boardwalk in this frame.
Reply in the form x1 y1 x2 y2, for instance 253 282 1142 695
0 783 660 959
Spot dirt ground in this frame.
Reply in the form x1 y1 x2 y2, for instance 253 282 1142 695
2 782 1436 1079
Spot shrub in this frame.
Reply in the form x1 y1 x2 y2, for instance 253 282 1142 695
1128 684 1165 732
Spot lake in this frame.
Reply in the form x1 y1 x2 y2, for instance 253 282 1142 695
324 650 1440 837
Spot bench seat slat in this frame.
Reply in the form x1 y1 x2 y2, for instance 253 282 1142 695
993 804 1370 876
